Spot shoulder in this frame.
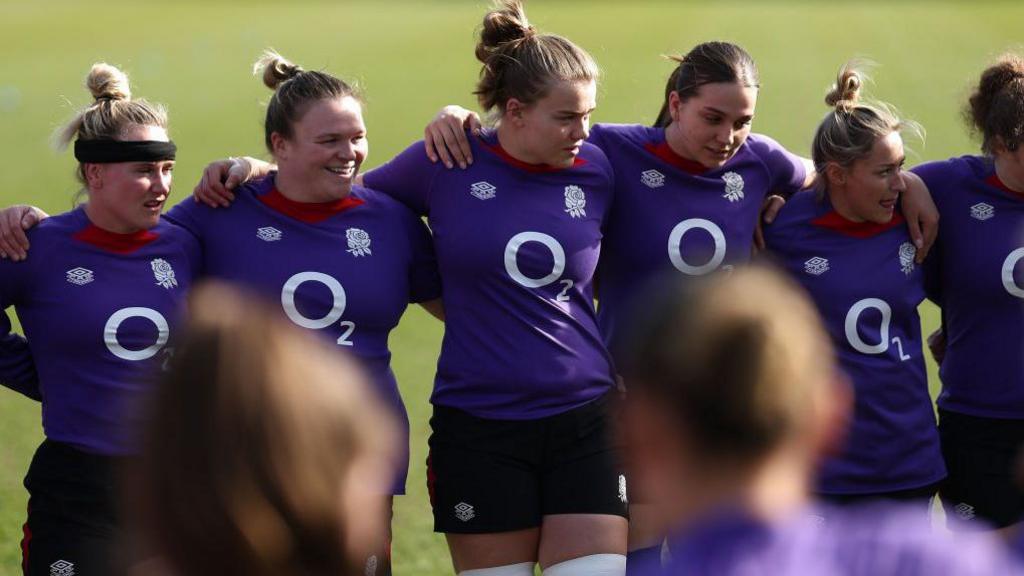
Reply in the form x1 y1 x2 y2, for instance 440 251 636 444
911 156 978 184
589 123 654 148
764 190 819 246
578 141 615 183
352 186 420 218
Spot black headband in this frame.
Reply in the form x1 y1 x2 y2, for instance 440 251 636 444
74 139 177 164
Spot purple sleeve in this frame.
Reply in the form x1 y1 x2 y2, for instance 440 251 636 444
0 258 40 401
587 123 611 154
163 198 207 242
362 142 440 216
910 160 952 206
747 133 808 197
404 212 442 303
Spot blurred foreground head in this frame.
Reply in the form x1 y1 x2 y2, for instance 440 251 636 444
137 283 397 576
623 266 848 521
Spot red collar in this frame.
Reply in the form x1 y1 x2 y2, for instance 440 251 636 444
985 172 1024 198
811 209 905 238
643 140 708 175
72 224 159 254
258 186 364 224
479 137 587 173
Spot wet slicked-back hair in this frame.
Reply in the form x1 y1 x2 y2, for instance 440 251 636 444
654 42 759 128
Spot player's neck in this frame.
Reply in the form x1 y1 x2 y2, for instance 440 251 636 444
275 169 351 204
994 155 1024 195
496 124 547 166
826 188 866 223
666 450 810 533
83 202 143 235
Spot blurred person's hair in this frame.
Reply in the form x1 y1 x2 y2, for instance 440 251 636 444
654 41 760 128
474 0 599 120
56 63 168 191
812 61 922 192
136 282 396 576
965 52 1024 155
627 266 835 463
254 50 361 154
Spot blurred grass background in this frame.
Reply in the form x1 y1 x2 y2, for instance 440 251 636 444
1 0 1022 573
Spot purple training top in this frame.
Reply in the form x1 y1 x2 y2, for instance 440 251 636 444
166 175 441 494
364 129 616 419
764 190 945 494
0 207 200 456
640 503 1021 575
913 157 1024 418
589 124 807 351
0 329 38 401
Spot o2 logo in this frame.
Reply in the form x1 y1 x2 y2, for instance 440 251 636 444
844 298 911 361
1002 248 1024 299
281 271 355 346
504 232 573 302
667 218 727 276
103 307 171 367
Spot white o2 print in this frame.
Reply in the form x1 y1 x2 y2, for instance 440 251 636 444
667 218 727 275
281 271 356 345
103 307 169 361
1001 248 1024 299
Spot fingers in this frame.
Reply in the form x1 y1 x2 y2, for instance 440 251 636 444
425 123 455 169
753 223 766 253
761 195 785 224
0 206 34 261
193 160 237 207
467 112 483 135
440 117 473 169
916 214 939 264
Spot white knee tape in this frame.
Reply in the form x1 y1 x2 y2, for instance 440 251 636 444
542 554 626 576
459 562 536 576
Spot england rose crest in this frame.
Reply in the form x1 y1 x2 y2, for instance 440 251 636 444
722 171 745 202
346 228 372 257
564 185 586 218
898 242 916 276
150 258 177 289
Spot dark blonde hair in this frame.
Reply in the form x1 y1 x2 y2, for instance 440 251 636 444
474 0 598 119
965 52 1024 154
654 41 759 128
137 283 396 576
628 266 834 462
57 63 168 187
254 50 361 154
811 61 921 190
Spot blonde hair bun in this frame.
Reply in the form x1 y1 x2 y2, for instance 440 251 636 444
254 50 303 90
825 63 864 109
86 63 131 102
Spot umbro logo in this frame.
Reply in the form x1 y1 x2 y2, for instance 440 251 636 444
970 203 994 221
640 169 665 188
470 181 496 200
66 267 94 286
804 257 829 276
954 502 976 520
50 560 74 576
257 226 283 242
454 502 475 522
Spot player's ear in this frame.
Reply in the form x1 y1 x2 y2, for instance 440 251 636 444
668 91 684 124
824 162 847 187
505 98 528 127
84 163 104 190
270 132 291 161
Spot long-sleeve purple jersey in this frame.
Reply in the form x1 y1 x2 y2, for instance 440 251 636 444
364 130 616 419
0 207 200 455
764 191 945 494
913 157 1024 418
0 330 38 400
165 176 441 493
588 125 806 351
642 504 1021 576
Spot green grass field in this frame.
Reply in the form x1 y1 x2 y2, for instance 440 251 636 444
1 0 1022 573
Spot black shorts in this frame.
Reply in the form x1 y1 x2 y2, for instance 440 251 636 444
20 440 128 576
426 393 628 534
818 482 940 509
938 408 1024 529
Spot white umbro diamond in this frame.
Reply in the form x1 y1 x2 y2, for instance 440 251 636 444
257 226 283 242
970 202 994 221
50 560 75 576
66 267 94 286
722 171 745 202
470 181 497 200
804 257 829 276
454 502 475 522
954 502 976 520
640 169 665 189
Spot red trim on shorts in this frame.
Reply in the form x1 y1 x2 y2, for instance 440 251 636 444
72 224 159 253
258 186 365 223
426 450 437 507
21 501 31 572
